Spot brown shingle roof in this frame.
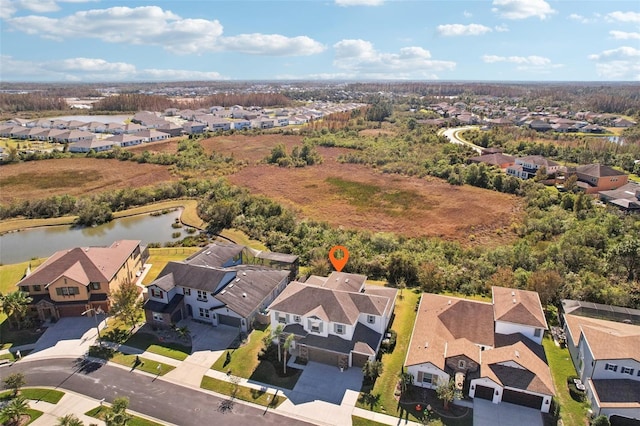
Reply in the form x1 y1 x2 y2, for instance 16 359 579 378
576 163 627 178
493 287 547 329
563 314 640 361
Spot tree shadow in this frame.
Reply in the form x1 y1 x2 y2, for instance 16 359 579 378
217 398 234 414
358 391 381 410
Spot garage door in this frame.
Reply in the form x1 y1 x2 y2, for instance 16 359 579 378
307 347 339 366
58 305 87 317
352 352 369 368
502 389 543 410
218 314 241 327
610 415 640 426
474 385 494 401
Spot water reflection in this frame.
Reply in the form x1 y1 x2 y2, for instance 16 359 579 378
0 209 184 264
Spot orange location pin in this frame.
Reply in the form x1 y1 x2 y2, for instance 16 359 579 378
329 246 349 272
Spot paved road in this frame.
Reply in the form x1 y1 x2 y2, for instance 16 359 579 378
441 126 483 154
0 358 313 426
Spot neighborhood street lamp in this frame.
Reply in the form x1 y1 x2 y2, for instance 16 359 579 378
82 307 104 343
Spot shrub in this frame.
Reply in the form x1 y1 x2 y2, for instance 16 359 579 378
567 376 586 402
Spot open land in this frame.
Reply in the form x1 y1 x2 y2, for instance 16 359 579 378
0 158 177 205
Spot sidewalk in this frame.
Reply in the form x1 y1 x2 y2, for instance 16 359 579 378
26 388 175 426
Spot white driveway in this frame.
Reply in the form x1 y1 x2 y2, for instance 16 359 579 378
28 317 105 359
473 399 543 426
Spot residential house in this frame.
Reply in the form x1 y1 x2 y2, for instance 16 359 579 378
267 272 397 369
69 138 114 153
134 129 170 143
144 243 298 332
207 119 232 132
251 118 274 129
231 119 251 130
507 155 561 180
405 287 554 412
572 164 629 194
156 122 184 137
599 182 640 213
562 300 640 424
183 121 206 134
16 240 146 321
53 130 96 144
469 153 515 170
105 133 144 148
612 118 637 128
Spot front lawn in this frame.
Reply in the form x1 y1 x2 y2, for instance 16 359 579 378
356 289 421 419
200 375 285 408
123 332 190 360
110 352 176 376
85 406 165 426
0 408 43 425
0 388 65 404
542 336 589 426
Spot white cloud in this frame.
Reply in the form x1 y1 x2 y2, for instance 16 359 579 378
437 23 492 37
589 47 640 80
0 0 97 18
7 6 324 56
494 24 509 32
219 34 325 56
607 11 640 23
463 10 472 18
333 39 455 79
610 30 640 40
492 0 556 20
568 13 592 24
482 54 562 72
0 55 226 81
335 0 384 6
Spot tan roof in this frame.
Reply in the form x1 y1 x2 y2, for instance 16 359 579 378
446 338 481 365
304 272 367 293
493 287 547 329
17 240 141 287
405 293 494 368
268 281 391 325
564 314 640 361
481 341 555 395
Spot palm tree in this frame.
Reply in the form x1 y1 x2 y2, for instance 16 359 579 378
282 334 295 374
1 396 29 425
273 324 284 362
104 396 132 426
56 414 85 426
1 291 33 330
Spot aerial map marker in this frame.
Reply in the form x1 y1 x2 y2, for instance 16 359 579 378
329 246 349 272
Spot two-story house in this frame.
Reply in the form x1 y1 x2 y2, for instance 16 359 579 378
143 243 297 333
267 272 397 369
16 240 146 321
405 287 554 412
573 164 629 194
506 155 561 180
562 300 640 424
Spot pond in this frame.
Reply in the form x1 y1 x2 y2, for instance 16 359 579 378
0 209 188 264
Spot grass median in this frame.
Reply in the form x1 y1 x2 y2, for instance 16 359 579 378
200 375 285 408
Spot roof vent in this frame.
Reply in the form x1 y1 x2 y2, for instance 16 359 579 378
228 283 234 288
345 278 349 283
515 350 520 358
205 251 211 255
425 342 429 348
242 292 247 298
513 298 517 304
511 291 515 296
235 278 240 282
242 272 247 276
220 290 226 294
448 300 451 305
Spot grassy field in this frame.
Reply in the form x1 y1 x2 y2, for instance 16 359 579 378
86 405 165 426
142 247 200 285
356 289 421 419
220 228 268 250
200 375 285 408
109 352 176 375
352 416 390 426
0 258 46 292
542 336 589 426
0 388 65 404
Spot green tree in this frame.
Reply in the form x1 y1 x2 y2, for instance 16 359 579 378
104 396 132 426
283 333 295 374
273 324 284 362
398 371 413 396
1 395 29 425
199 199 240 235
527 269 563 306
56 414 85 426
591 415 610 426
110 281 143 331
362 360 384 384
436 379 461 410
3 372 26 397
0 291 33 330
607 236 640 281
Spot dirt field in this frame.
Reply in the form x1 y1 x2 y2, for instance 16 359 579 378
0 158 177 204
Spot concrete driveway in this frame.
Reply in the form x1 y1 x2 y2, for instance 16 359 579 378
473 399 543 426
286 361 363 405
29 316 105 358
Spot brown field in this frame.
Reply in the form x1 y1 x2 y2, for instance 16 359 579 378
0 158 177 204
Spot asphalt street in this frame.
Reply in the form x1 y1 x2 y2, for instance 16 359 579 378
0 358 314 426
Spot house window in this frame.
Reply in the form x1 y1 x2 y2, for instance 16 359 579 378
458 360 466 369
56 287 79 296
90 282 100 290
197 290 208 301
19 286 29 293
605 363 617 372
421 372 436 384
294 315 301 323
621 367 634 375
150 288 163 299
184 288 191 296
33 285 41 292
152 312 163 322
310 321 321 333
534 328 541 337
198 307 210 318
367 315 375 324
335 324 345 335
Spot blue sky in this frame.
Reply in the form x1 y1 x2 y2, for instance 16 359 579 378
1 0 639 82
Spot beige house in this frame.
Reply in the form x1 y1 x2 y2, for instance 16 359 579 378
16 240 146 321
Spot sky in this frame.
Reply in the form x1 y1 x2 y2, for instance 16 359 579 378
0 0 639 82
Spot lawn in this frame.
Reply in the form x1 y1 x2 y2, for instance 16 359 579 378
109 352 176 376
142 247 200 285
0 408 43 425
86 406 165 426
542 336 589 426
0 388 65 404
123 332 191 360
356 289 421 420
352 416 390 426
0 258 46 293
200 375 285 408
220 228 268 250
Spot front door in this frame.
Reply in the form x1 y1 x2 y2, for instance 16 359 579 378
186 304 193 317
